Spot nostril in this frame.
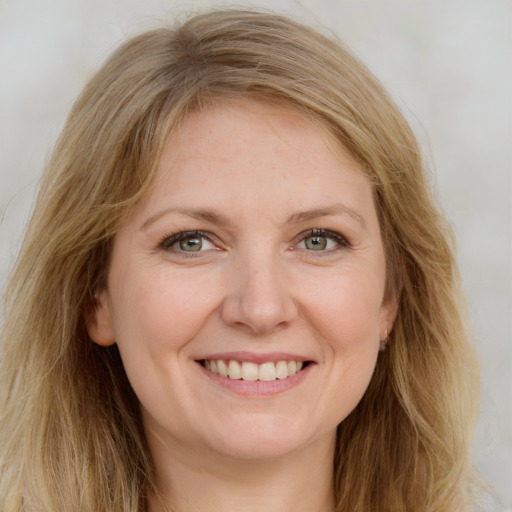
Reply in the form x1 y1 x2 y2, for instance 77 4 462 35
219 277 298 335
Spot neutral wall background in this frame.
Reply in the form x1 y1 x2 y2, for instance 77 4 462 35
1 0 510 509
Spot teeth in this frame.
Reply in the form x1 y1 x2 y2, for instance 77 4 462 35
228 360 242 379
258 362 276 381
287 360 297 376
275 361 288 379
241 362 259 381
217 360 228 377
202 359 306 381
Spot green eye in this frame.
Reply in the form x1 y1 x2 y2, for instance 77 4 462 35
297 229 349 252
160 231 216 253
304 236 327 250
179 237 203 251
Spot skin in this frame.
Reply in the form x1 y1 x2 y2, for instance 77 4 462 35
87 100 397 512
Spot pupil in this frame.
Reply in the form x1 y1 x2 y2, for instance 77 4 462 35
180 237 202 251
306 236 326 250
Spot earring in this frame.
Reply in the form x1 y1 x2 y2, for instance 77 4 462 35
379 329 389 352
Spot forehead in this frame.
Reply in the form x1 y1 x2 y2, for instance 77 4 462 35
170 100 350 160
133 100 375 224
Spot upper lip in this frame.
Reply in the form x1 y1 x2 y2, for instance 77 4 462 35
195 351 313 364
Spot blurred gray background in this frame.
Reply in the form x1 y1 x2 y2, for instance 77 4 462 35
0 0 510 509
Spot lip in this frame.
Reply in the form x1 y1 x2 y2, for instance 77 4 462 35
195 356 315 397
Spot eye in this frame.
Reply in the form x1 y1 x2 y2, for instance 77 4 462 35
160 231 217 253
296 229 349 252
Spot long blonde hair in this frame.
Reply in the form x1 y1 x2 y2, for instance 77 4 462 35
0 9 479 511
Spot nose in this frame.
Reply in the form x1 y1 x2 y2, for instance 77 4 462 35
220 251 298 335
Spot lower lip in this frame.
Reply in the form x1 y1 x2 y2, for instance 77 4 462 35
197 362 314 396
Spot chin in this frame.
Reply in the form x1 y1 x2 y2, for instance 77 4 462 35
212 437 306 461
202 419 329 462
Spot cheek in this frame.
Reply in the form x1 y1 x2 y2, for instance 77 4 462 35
301 265 385 350
111 269 222 356
107 268 225 423
304 273 383 423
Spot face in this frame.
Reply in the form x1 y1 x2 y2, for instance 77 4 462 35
88 101 397 463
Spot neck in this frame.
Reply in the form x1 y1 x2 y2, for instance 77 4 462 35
147 431 337 512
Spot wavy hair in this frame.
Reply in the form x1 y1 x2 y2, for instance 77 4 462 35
0 9 479 511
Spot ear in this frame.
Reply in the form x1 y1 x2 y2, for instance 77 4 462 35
85 288 115 347
379 292 399 339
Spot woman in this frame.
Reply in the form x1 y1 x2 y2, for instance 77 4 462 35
0 8 479 512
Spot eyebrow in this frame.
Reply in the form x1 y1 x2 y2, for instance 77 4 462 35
140 207 235 231
285 204 366 229
140 203 366 231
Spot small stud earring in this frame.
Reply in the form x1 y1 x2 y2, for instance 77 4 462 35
379 329 389 352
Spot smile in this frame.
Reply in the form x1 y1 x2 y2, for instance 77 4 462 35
200 359 306 381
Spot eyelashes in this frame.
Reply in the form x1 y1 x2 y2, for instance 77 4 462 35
295 229 350 252
158 228 351 257
159 230 218 253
